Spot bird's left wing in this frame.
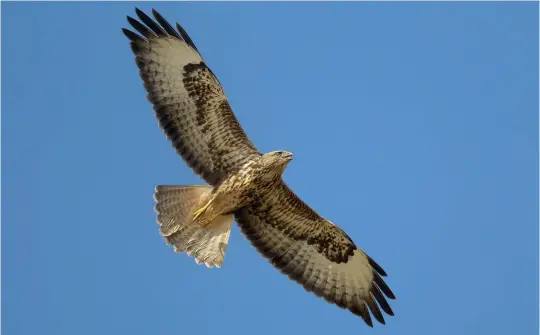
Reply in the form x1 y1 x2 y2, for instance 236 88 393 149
234 180 395 327
123 9 260 186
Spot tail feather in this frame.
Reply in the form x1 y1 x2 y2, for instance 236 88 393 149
153 185 233 268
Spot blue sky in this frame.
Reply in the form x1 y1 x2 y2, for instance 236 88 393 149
2 2 538 334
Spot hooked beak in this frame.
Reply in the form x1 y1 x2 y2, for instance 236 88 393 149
285 152 294 161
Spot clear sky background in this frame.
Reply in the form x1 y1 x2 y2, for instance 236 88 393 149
2 2 538 335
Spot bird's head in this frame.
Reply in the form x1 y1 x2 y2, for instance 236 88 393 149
261 150 294 174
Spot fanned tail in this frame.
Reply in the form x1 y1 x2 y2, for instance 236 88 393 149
153 185 233 268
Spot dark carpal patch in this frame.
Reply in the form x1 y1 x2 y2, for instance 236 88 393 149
182 62 260 179
238 182 356 264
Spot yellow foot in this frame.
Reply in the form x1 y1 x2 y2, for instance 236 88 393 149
192 200 212 221
192 207 206 222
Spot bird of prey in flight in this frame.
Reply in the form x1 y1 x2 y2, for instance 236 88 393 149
123 8 396 327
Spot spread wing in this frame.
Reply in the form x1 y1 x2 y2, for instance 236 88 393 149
123 9 260 185
234 181 396 326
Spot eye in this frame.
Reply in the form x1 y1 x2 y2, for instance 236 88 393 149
276 151 283 156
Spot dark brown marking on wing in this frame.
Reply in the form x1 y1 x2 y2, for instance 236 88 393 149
234 179 396 326
242 181 356 264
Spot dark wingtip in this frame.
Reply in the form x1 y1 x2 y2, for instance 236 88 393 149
365 318 374 328
122 28 142 42
371 284 394 316
365 294 386 325
126 15 154 39
126 15 137 26
373 271 396 300
135 7 166 37
176 22 199 52
368 255 388 277
134 7 145 18
151 8 182 39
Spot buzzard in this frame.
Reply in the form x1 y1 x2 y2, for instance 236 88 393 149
123 8 396 327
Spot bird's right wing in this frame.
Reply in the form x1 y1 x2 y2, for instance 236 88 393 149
123 8 260 185
234 180 395 327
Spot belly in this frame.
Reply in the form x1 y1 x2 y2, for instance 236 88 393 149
208 162 279 215
209 174 256 215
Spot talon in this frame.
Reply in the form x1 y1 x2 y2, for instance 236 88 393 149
192 201 211 222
